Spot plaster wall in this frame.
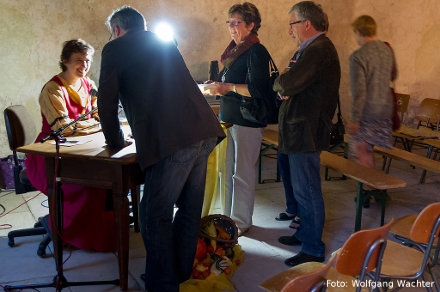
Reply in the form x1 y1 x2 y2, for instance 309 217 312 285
0 0 439 157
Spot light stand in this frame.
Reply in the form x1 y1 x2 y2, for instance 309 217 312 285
5 108 119 291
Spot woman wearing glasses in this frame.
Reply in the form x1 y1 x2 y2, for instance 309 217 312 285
205 2 274 236
25 39 117 252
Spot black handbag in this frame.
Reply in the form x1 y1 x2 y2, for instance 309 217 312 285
329 98 345 148
240 47 281 125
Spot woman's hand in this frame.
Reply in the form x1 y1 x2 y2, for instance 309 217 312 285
278 92 290 100
205 82 235 96
124 138 134 147
348 121 360 134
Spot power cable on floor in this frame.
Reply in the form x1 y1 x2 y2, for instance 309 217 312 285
0 190 14 199
41 198 49 208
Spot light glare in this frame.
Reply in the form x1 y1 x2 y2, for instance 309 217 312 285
154 22 174 42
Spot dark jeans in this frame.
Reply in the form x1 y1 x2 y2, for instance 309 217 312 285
140 137 217 292
278 152 298 216
287 152 325 257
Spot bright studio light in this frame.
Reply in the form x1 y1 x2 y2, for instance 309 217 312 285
154 22 174 42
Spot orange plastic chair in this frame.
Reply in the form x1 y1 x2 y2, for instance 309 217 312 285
331 219 394 290
260 220 394 292
260 256 336 292
415 98 440 131
379 202 440 291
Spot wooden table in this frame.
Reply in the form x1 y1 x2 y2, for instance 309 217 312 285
17 129 143 291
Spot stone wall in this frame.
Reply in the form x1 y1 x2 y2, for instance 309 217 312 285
1 0 439 156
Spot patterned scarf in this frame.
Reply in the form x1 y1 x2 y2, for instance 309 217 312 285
220 33 260 69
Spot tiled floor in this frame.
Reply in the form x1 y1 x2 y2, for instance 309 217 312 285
0 148 439 291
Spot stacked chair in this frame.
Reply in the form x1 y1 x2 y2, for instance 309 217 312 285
261 220 394 292
379 202 440 291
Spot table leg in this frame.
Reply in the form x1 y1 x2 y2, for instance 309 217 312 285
113 190 130 291
131 186 141 233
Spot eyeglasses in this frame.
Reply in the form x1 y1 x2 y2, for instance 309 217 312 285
226 20 243 26
289 20 306 27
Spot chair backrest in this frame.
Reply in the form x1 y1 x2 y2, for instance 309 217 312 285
280 256 336 292
4 105 37 151
415 98 440 127
335 219 393 276
409 202 440 244
395 93 410 114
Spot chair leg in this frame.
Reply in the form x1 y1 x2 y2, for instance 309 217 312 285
379 190 388 226
37 235 51 257
421 273 434 292
381 155 387 171
427 264 439 292
325 167 330 181
354 183 364 232
8 227 46 247
420 146 434 184
385 158 392 174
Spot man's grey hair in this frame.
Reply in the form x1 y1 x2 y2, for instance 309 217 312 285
289 1 327 32
106 6 146 33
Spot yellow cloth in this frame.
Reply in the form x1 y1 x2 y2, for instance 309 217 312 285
201 126 228 217
58 76 89 108
180 245 243 292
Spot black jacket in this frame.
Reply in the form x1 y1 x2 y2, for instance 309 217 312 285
219 43 273 127
98 30 225 169
274 34 340 153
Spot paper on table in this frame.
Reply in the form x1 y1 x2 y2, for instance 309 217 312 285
198 84 215 95
111 143 136 158
49 135 93 147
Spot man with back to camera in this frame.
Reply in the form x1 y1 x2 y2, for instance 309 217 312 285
274 1 340 267
97 6 225 292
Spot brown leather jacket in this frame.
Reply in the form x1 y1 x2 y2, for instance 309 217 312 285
274 34 340 153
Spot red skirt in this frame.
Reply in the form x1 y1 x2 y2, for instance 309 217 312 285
25 134 117 252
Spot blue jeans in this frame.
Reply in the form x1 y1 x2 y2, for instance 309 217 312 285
288 152 325 257
140 137 217 292
278 152 298 216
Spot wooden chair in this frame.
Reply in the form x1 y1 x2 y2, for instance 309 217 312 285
415 98 440 131
261 220 394 292
379 202 440 291
395 93 410 122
